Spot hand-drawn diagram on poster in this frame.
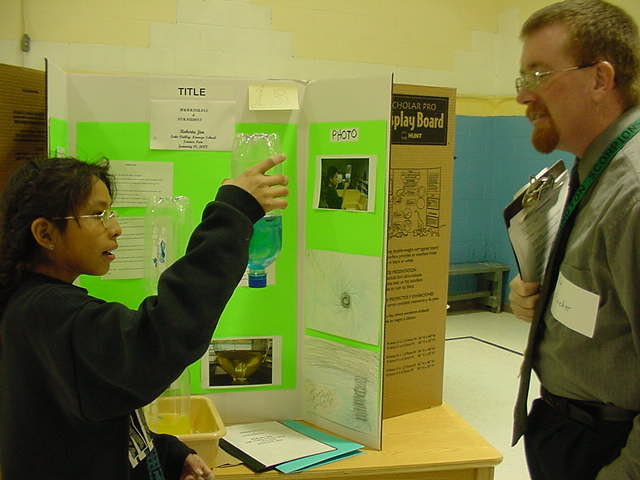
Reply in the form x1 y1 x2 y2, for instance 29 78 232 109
388 168 442 238
302 336 379 435
304 249 381 346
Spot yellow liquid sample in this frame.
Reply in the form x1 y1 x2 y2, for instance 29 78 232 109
148 413 192 435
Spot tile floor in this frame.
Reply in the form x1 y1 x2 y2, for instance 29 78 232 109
444 310 540 480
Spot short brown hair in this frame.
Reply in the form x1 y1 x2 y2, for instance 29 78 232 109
521 0 640 106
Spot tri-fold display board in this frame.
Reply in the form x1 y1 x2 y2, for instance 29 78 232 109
1 62 456 450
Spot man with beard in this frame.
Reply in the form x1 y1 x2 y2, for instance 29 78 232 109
508 1 640 479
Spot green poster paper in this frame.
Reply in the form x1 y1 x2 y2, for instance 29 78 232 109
75 121 297 392
204 123 298 392
304 120 388 352
306 121 388 256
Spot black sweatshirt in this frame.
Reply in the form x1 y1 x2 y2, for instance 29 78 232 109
0 185 263 479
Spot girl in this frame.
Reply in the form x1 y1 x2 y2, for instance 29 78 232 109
0 155 287 479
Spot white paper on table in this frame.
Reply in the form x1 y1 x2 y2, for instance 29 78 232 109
150 99 236 151
109 161 173 208
102 217 145 279
222 421 334 468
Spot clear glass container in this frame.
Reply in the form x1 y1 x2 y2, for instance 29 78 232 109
144 369 192 435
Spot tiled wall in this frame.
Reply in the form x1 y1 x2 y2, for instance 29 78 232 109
450 115 573 296
0 0 537 96
2 0 635 96
3 0 622 303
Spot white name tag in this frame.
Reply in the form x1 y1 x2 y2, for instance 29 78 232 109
550 271 599 338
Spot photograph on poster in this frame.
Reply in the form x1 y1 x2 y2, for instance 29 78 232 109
202 337 281 388
314 156 375 212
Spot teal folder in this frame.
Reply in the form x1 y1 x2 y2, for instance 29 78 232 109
275 421 364 474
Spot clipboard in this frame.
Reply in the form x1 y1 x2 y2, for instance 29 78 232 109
504 160 569 283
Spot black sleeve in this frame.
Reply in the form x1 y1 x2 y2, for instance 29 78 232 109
153 433 195 480
28 185 265 421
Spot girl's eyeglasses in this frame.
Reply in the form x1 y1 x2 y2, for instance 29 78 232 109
52 209 118 227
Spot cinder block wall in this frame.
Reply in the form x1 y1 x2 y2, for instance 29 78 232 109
2 0 637 100
1 0 637 298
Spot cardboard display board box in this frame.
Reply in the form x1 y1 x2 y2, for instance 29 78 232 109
0 64 47 189
384 84 456 418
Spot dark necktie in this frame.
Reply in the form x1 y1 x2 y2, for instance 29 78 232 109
512 165 580 445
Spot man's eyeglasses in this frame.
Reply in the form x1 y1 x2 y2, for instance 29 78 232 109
52 209 118 227
515 63 597 93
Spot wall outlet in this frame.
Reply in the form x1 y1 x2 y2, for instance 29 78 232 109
21 33 31 52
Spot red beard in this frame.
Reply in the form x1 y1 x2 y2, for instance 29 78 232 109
528 107 560 154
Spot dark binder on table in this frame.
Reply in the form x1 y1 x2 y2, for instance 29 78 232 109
219 437 272 473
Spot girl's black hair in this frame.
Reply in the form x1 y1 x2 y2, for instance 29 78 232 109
0 157 114 303
322 166 339 188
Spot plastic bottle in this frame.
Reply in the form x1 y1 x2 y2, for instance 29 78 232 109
231 133 283 288
246 214 282 287
144 369 192 435
145 195 191 295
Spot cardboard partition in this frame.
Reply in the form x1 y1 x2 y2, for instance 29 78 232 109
301 75 392 449
46 59 69 157
383 84 456 418
0 64 47 189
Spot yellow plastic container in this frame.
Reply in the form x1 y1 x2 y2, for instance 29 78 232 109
151 395 226 467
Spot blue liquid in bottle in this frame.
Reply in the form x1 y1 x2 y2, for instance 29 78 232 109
247 214 282 288
231 132 283 288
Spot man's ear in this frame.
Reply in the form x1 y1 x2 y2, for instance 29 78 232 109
594 60 616 93
30 217 57 251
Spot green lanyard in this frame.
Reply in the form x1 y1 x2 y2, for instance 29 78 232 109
560 117 640 229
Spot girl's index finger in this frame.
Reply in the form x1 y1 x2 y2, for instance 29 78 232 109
253 154 286 174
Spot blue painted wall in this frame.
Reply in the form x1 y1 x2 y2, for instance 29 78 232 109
449 115 573 299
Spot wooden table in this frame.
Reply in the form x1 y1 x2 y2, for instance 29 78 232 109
215 404 502 480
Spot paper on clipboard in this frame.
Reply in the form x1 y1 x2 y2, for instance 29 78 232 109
504 160 569 283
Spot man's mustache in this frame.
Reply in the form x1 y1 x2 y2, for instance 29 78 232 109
526 106 550 122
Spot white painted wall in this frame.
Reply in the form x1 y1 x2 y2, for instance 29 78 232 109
1 0 638 101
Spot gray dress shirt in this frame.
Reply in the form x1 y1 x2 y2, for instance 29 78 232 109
519 106 640 479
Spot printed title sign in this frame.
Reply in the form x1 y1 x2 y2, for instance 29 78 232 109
391 94 449 145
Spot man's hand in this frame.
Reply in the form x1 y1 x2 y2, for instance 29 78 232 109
509 274 541 323
224 154 288 213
